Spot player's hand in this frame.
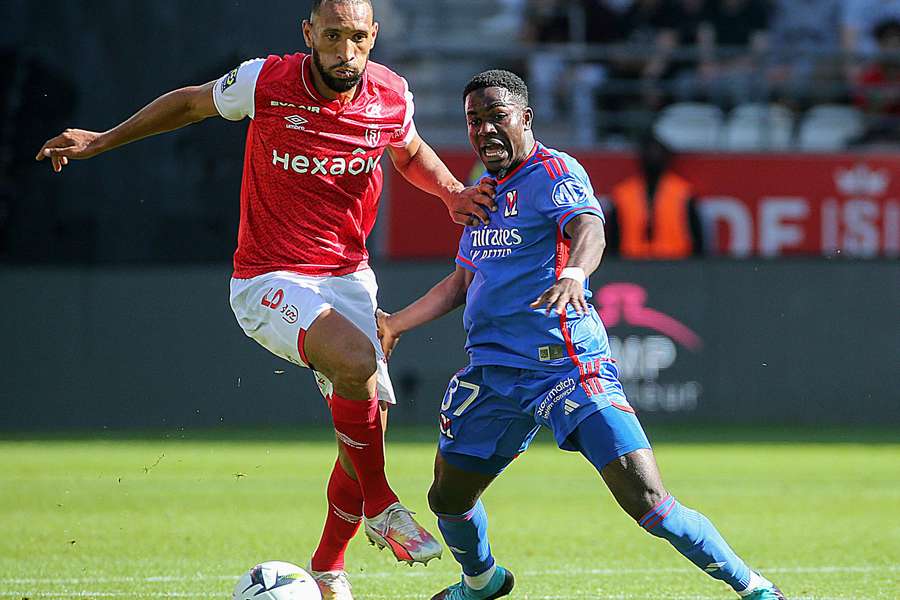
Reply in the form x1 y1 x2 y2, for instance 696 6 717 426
446 177 497 226
531 279 590 316
35 129 104 173
375 309 401 360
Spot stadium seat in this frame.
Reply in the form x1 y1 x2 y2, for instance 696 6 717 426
723 103 795 151
653 103 724 151
797 105 865 151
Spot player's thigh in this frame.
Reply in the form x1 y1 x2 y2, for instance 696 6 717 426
308 269 398 403
229 272 331 368
437 365 540 472
304 309 377 388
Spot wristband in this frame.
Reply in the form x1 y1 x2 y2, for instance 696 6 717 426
558 267 585 282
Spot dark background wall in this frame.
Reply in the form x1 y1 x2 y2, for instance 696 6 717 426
2 260 897 431
3 1 323 264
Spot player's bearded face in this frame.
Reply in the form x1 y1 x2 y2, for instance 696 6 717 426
313 50 364 93
304 1 377 95
465 87 533 177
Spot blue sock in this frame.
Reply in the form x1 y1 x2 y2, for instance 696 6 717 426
435 500 495 577
639 495 752 593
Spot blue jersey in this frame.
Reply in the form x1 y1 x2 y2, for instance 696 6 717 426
456 142 610 372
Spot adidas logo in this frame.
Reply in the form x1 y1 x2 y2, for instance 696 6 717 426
563 398 579 416
705 562 725 572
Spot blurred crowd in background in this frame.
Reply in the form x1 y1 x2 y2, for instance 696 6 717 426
501 0 900 147
2 0 898 264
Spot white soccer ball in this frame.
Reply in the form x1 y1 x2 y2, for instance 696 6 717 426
233 561 322 600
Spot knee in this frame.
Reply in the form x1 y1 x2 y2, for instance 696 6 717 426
629 487 669 522
615 483 669 523
428 479 472 516
427 480 448 515
329 345 377 392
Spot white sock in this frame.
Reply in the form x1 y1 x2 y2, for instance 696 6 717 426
464 564 497 590
738 572 772 597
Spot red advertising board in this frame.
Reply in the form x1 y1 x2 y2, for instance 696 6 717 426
387 151 900 258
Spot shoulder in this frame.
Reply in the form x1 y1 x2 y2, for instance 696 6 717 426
257 53 305 81
550 149 592 185
526 146 591 193
365 61 410 97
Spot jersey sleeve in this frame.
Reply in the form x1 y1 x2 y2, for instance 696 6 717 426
212 58 265 121
388 77 417 148
537 164 605 235
456 228 477 272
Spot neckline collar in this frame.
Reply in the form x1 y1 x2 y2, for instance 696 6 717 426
496 142 539 185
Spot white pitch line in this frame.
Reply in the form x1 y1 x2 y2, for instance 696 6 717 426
1 564 896 586
0 594 875 600
521 564 900 577
0 594 220 599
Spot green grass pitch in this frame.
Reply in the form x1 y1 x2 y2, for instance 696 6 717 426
1 427 897 599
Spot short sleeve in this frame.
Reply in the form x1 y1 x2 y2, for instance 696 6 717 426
456 229 477 272
389 77 417 148
538 170 605 235
213 58 265 121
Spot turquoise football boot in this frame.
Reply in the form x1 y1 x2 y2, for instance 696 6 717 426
430 566 515 600
744 584 787 600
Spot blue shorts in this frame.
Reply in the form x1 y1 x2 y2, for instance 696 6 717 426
438 361 651 475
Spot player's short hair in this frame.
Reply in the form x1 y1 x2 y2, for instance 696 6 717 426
311 0 373 18
463 70 529 107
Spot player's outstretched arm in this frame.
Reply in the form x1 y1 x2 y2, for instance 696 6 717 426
388 134 497 226
35 81 220 173
376 266 473 359
531 214 606 316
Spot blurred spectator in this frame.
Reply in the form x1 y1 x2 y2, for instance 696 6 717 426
768 0 844 103
605 133 703 259
523 0 573 121
579 0 673 122
570 0 635 143
694 0 771 104
481 0 528 38
628 0 713 107
855 19 900 142
842 0 900 61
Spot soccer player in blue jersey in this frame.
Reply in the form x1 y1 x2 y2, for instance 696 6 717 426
376 70 786 600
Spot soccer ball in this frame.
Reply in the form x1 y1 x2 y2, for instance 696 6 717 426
233 561 322 600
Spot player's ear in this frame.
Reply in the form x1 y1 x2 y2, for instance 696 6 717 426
302 19 314 48
523 106 534 132
371 21 379 48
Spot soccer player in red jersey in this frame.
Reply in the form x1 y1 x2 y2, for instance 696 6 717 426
35 1 496 598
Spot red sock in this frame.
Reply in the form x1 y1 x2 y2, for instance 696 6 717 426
311 460 363 572
329 393 398 518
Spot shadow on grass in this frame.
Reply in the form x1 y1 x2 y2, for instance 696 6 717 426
0 424 897 445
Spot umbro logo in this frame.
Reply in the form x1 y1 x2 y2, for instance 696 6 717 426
284 115 308 130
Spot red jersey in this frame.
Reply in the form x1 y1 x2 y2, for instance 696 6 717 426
213 53 416 278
